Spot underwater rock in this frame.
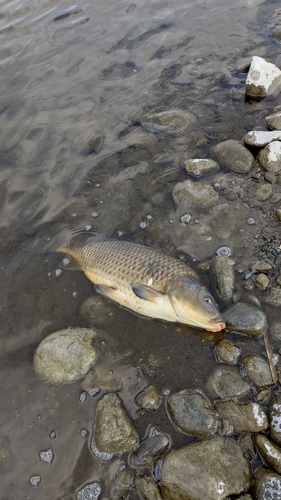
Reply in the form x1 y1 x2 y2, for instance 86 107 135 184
184 159 219 177
266 111 281 130
33 328 99 384
206 365 250 399
161 436 251 500
255 434 281 475
94 393 139 454
172 179 219 208
140 109 196 137
241 355 274 387
80 295 114 326
210 254 235 304
82 364 124 393
213 140 255 173
215 339 241 365
167 389 218 437
135 385 162 411
256 182 273 200
269 395 281 446
265 286 281 306
215 401 268 433
135 474 164 500
77 482 101 500
252 467 281 500
255 273 270 290
258 141 281 174
129 432 170 468
223 302 268 337
243 130 281 147
246 56 281 97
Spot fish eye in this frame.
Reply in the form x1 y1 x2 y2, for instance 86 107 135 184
204 294 213 304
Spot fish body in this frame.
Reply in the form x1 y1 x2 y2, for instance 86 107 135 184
58 232 225 332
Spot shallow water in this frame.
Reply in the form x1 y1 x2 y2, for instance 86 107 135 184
1 0 281 498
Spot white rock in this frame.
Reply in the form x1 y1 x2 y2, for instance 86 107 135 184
258 141 281 173
243 130 281 147
246 56 281 97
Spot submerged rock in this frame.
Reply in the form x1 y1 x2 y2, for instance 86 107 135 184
167 389 218 437
80 295 114 325
223 302 268 337
135 474 164 500
172 179 219 208
266 111 281 130
241 355 274 387
269 395 281 446
215 339 241 365
256 182 273 200
129 433 170 468
213 140 255 173
141 109 196 137
94 393 139 454
184 159 220 177
252 467 281 500
135 385 162 411
215 401 268 433
210 254 235 304
265 286 281 306
246 56 281 97
206 365 250 399
243 130 281 147
161 436 251 500
258 141 281 174
255 434 281 475
33 328 99 384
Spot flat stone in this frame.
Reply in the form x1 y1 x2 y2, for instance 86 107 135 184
269 395 281 446
265 286 281 306
172 179 219 208
129 433 170 468
215 339 241 364
206 365 250 399
241 355 274 387
215 401 268 433
258 141 281 173
246 56 281 97
243 130 281 147
256 182 273 200
135 385 162 411
252 467 281 500
184 159 220 177
266 111 281 130
224 302 268 337
210 255 235 304
213 140 255 173
161 436 251 500
135 474 164 500
255 434 281 475
94 393 139 454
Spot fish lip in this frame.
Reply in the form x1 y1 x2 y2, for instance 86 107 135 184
208 316 226 332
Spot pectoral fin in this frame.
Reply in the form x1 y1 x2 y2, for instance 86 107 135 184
131 283 164 303
95 284 117 299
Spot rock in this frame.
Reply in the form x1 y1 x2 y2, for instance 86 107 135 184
77 482 101 500
224 302 268 337
210 255 235 304
167 389 218 437
213 140 255 173
255 434 281 475
274 26 281 41
246 56 281 97
215 401 268 433
256 388 270 402
172 179 219 209
276 207 281 220
265 172 277 183
252 467 281 500
252 260 273 272
82 365 124 393
215 339 241 365
238 434 256 459
94 393 139 454
255 273 270 289
243 130 281 147
135 385 162 411
80 295 114 325
256 182 273 200
258 141 281 174
241 355 274 387
269 395 281 446
135 474 164 500
236 495 253 500
266 111 281 130
266 286 281 306
110 466 134 500
161 436 251 500
141 109 196 137
206 365 250 399
33 328 99 384
184 159 220 177
129 433 170 468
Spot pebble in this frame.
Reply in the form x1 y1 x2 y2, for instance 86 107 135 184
266 111 281 130
265 172 277 183
252 467 281 499
256 182 273 201
179 213 191 224
135 474 164 500
251 260 272 272
135 385 162 411
39 448 54 464
129 433 170 468
256 388 270 402
33 328 99 384
206 365 250 399
167 389 218 437
269 395 281 446
246 56 281 97
241 355 273 387
172 179 219 208
210 255 235 304
214 401 268 433
161 436 251 500
215 339 241 364
213 140 255 173
243 130 281 147
94 393 139 454
258 141 281 174
265 286 281 306
223 302 268 337
184 159 220 177
77 482 101 500
255 434 281 475
29 475 42 486
255 273 270 290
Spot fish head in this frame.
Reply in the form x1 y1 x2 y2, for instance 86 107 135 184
168 276 225 332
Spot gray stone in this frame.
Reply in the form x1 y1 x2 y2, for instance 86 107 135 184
161 436 251 500
274 27 281 42
266 111 281 130
184 159 220 177
141 109 196 137
135 474 164 500
255 434 281 475
252 260 273 272
269 395 281 446
213 140 255 173
243 130 281 147
266 286 281 306
215 339 241 365
241 355 274 387
167 389 218 437
258 141 281 174
33 328 99 384
238 434 255 459
256 182 273 200
246 56 281 97
129 433 170 468
135 385 162 411
172 179 219 209
210 255 235 304
215 401 268 433
94 393 139 454
80 295 114 325
206 365 250 399
252 467 281 500
224 302 268 337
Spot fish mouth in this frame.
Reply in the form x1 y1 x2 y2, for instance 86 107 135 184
207 316 226 332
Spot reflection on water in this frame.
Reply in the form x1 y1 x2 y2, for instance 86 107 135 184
0 0 281 497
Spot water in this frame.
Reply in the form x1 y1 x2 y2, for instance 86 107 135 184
1 0 281 497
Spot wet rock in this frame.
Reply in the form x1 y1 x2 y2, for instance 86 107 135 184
246 56 281 97
215 401 268 433
224 302 268 337
256 388 270 402
276 207 281 220
33 328 99 384
210 255 235 304
215 339 241 364
252 467 281 499
252 260 273 272
77 482 101 500
39 448 54 464
213 140 255 173
255 434 281 475
269 395 281 446
80 295 114 325
241 354 274 387
258 141 281 174
243 130 281 147
255 273 270 289
94 393 139 454
135 474 164 500
265 286 281 306
129 433 170 468
184 159 220 177
135 385 162 411
256 182 273 200
265 171 277 183
167 389 218 437
206 365 250 399
266 111 281 130
110 467 134 500
82 364 124 393
161 436 251 500
238 433 255 459
172 179 219 209
141 109 196 137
